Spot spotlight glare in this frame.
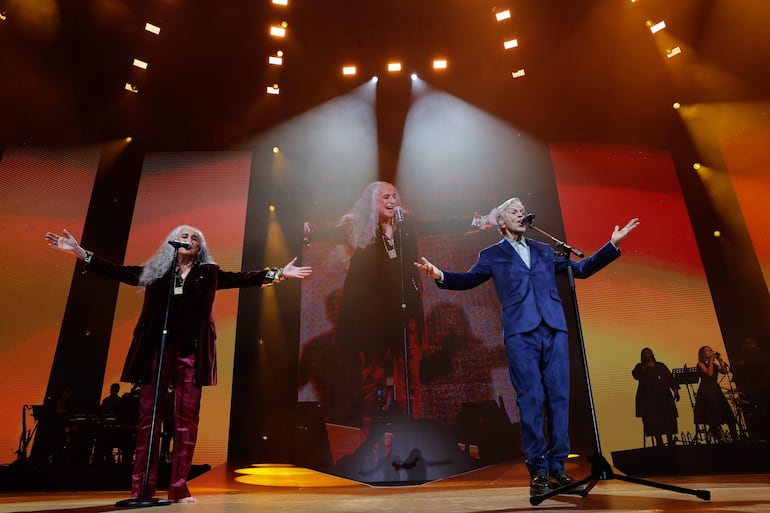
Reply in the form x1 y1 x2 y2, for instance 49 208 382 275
280 21 288 28
342 65 357 76
126 137 132 143
693 162 701 170
410 73 417 80
649 20 666 34
269 205 276 212
124 83 138 93
713 230 721 238
673 102 681 109
132 58 148 70
511 69 526 79
268 55 283 65
266 84 280 95
272 0 288 5
503 39 518 50
433 59 447 69
495 10 511 21
666 46 682 58
270 25 286 37
387 62 402 72
371 76 379 83
144 22 161 35
277 50 284 57
272 146 280 154
0 11 7 21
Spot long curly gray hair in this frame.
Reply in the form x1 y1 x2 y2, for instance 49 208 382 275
338 181 399 250
138 225 216 285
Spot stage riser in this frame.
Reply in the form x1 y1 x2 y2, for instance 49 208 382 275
612 442 770 477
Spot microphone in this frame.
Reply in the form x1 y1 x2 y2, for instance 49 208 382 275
168 240 192 250
523 213 536 226
394 206 405 222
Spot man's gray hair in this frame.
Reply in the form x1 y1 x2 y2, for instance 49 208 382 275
495 197 525 235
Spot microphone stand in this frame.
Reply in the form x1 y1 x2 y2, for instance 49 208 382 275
395 212 412 421
525 219 710 506
116 248 179 508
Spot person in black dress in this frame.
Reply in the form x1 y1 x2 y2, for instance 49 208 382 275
694 345 739 443
632 347 680 446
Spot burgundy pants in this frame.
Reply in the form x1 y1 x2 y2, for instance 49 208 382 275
131 351 201 501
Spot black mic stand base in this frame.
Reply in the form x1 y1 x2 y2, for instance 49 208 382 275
116 497 172 508
529 452 711 506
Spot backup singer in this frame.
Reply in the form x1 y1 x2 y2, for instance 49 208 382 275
46 226 311 502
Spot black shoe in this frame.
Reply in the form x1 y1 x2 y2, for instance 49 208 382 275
529 468 552 497
549 469 584 494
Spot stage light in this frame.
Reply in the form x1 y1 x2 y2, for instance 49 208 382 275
132 58 148 70
267 84 280 95
126 137 132 143
0 11 7 21
411 73 418 80
511 69 526 79
145 22 161 35
371 76 379 83
272 0 288 5
648 20 666 34
387 62 402 72
269 205 276 212
342 65 357 76
495 10 511 21
666 46 682 58
713 230 721 238
693 162 701 170
272 146 280 154
503 39 518 50
433 59 447 69
673 102 681 109
270 25 286 37
124 83 138 93
268 54 283 65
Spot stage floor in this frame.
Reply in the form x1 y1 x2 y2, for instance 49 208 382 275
2 460 769 513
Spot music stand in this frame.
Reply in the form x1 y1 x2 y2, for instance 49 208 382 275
525 221 710 506
115 246 181 508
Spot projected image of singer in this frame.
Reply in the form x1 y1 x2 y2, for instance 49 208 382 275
45 226 312 503
303 181 495 434
415 197 638 497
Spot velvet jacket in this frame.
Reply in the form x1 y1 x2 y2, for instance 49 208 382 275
86 255 269 386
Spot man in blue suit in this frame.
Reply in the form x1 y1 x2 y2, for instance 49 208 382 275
415 197 639 496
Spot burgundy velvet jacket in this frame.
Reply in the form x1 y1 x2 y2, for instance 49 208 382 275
86 255 269 386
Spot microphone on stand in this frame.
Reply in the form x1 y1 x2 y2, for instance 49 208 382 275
394 206 405 222
168 240 192 250
523 213 536 226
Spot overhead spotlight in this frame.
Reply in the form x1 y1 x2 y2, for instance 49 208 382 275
693 162 701 170
270 25 286 37
648 20 666 34
666 46 682 58
269 205 276 212
713 230 721 238
371 76 379 83
433 59 447 69
342 65 357 76
126 137 133 143
511 69 526 79
124 83 139 93
410 73 418 81
266 84 280 95
495 10 511 21
132 58 148 70
0 11 7 21
145 22 161 35
272 0 288 5
268 54 283 65
387 62 402 72
503 39 518 50
673 102 681 109
272 146 280 154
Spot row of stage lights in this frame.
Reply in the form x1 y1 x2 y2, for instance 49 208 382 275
261 1 683 93
123 22 161 94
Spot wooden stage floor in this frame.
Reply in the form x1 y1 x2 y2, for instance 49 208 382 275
2 460 769 513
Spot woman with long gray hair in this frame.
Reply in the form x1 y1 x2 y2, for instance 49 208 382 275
45 225 311 503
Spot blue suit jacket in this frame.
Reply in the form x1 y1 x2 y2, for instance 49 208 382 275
438 238 620 338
